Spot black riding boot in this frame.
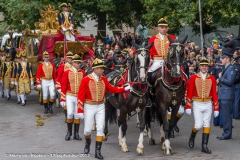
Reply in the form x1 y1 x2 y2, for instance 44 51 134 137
95 141 104 159
201 133 211 154
73 123 82 140
48 101 53 114
44 103 48 114
188 130 198 148
65 122 72 141
84 138 91 154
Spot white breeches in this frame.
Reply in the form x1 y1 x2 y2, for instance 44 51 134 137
148 59 164 72
193 101 212 130
66 95 80 119
41 79 55 100
84 103 105 136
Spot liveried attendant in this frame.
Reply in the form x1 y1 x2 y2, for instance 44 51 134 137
36 51 57 114
60 54 86 141
77 58 132 159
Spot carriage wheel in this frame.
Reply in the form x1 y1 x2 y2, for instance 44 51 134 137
38 90 43 105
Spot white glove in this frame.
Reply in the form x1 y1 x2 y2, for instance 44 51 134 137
37 85 42 89
62 27 67 32
124 85 132 91
57 89 61 94
214 111 219 118
15 82 18 86
60 101 66 107
78 113 84 119
185 109 191 115
31 82 34 86
69 26 73 30
0 80 3 84
11 81 15 85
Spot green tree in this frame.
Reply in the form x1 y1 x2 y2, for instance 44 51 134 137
0 0 146 42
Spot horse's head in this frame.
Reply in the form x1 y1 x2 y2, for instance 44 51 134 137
167 35 188 78
94 46 105 59
132 42 153 82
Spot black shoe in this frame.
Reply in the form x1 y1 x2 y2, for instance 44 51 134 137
21 103 25 106
73 123 82 140
84 138 91 154
6 97 10 100
217 136 231 140
170 129 174 138
9 93 11 98
25 100 27 104
17 101 21 104
220 126 223 128
95 141 104 159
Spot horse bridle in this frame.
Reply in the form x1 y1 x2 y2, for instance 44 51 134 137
134 48 150 81
167 43 184 70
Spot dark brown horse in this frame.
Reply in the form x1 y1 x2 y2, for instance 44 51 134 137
104 42 153 154
148 35 188 155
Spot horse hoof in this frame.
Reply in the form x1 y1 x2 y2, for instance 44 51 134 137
148 138 155 145
164 149 172 155
136 146 144 154
136 123 140 128
121 146 129 152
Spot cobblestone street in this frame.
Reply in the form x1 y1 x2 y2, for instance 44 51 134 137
0 89 240 160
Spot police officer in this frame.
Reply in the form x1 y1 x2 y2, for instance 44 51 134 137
232 50 240 119
217 51 236 140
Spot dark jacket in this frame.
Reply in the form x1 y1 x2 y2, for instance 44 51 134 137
223 37 240 53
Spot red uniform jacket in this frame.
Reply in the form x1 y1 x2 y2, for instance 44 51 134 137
60 68 86 101
148 34 176 59
77 73 125 113
36 62 56 85
56 63 71 89
186 73 219 111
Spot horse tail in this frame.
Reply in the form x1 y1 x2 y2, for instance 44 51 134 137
107 102 117 125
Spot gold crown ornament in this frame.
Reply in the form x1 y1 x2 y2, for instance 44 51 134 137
0 48 4 52
20 50 27 57
5 53 11 58
92 58 106 69
16 54 21 58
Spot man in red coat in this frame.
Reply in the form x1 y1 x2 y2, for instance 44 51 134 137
60 54 86 141
77 58 132 159
147 18 176 121
36 51 56 114
186 57 219 154
56 51 73 121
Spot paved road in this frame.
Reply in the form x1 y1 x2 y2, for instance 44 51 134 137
0 89 240 160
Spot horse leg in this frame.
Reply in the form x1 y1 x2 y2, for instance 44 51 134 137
159 124 165 146
145 107 155 145
136 109 146 154
103 103 110 141
118 122 123 147
136 114 140 128
120 110 129 152
162 111 172 155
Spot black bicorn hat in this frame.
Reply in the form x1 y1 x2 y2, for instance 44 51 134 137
199 57 209 65
158 18 168 26
92 58 106 69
